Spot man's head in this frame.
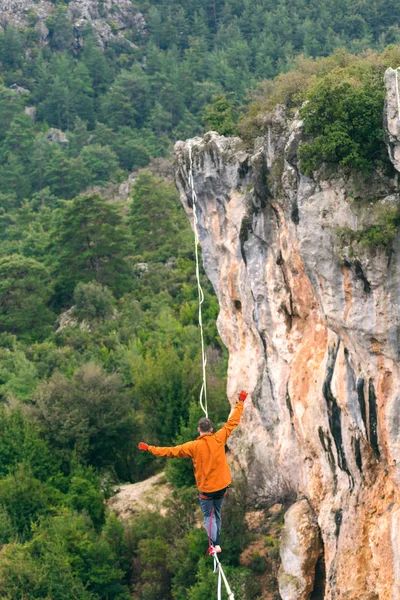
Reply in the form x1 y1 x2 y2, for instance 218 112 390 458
198 417 214 435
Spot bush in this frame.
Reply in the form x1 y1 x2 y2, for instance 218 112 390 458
299 69 386 175
137 538 172 599
0 511 131 599
35 363 135 474
168 528 205 600
202 95 239 136
0 407 60 482
73 281 115 321
65 463 106 528
0 466 61 541
249 551 267 574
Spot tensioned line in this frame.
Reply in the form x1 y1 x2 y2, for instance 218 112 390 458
188 142 208 419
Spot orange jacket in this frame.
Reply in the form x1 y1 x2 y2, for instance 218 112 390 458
148 402 244 493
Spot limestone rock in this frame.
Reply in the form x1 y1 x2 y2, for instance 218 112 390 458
45 128 69 144
174 73 400 598
56 308 90 332
56 306 118 332
24 106 36 122
9 83 30 95
117 172 135 201
0 0 145 48
278 499 322 600
384 67 400 172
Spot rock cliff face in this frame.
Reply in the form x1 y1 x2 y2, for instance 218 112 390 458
175 68 400 599
0 0 145 48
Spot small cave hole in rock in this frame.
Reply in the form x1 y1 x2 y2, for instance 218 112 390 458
234 300 242 311
310 552 326 600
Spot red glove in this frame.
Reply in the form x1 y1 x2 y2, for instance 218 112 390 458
238 390 248 402
138 442 149 451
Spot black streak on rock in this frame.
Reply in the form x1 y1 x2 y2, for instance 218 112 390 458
323 343 354 491
239 214 252 265
276 251 295 330
334 509 343 538
357 378 367 433
368 380 380 459
260 335 267 355
354 260 371 294
291 201 300 225
238 156 250 179
354 437 362 473
286 385 294 420
250 290 268 357
253 154 269 210
318 427 338 492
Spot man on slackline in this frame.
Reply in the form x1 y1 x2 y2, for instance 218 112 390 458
138 390 248 554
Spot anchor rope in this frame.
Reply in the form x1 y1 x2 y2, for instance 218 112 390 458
188 143 208 418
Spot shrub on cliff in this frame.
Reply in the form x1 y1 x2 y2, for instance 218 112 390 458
240 45 400 170
299 68 386 175
202 95 239 137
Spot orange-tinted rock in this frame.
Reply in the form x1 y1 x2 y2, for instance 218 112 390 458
174 71 400 599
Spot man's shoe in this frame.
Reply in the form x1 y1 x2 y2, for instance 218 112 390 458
214 545 222 553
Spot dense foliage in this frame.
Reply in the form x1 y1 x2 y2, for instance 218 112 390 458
298 52 396 175
0 166 239 596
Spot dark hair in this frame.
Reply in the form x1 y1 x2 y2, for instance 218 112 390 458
198 417 214 432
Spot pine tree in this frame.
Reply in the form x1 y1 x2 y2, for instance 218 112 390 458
0 254 54 340
53 193 131 303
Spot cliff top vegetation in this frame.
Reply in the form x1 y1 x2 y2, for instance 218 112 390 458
240 46 400 176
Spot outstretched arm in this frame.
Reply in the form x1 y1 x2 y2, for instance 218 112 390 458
138 440 195 459
214 391 247 445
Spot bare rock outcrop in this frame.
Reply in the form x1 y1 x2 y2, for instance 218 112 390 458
279 499 322 600
174 68 400 599
385 67 400 172
107 472 171 520
0 0 145 48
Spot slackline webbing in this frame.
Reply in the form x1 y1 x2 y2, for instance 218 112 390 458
188 143 208 418
207 503 235 599
188 143 235 599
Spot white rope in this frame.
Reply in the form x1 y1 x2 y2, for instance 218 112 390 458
211 552 235 600
187 144 235 599
188 143 208 418
395 68 400 126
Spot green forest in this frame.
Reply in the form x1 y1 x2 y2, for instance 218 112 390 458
1 0 400 597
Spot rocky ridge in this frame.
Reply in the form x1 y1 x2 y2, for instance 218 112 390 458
0 0 145 48
174 68 400 599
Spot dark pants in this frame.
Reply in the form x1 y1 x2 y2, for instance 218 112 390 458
198 490 226 546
